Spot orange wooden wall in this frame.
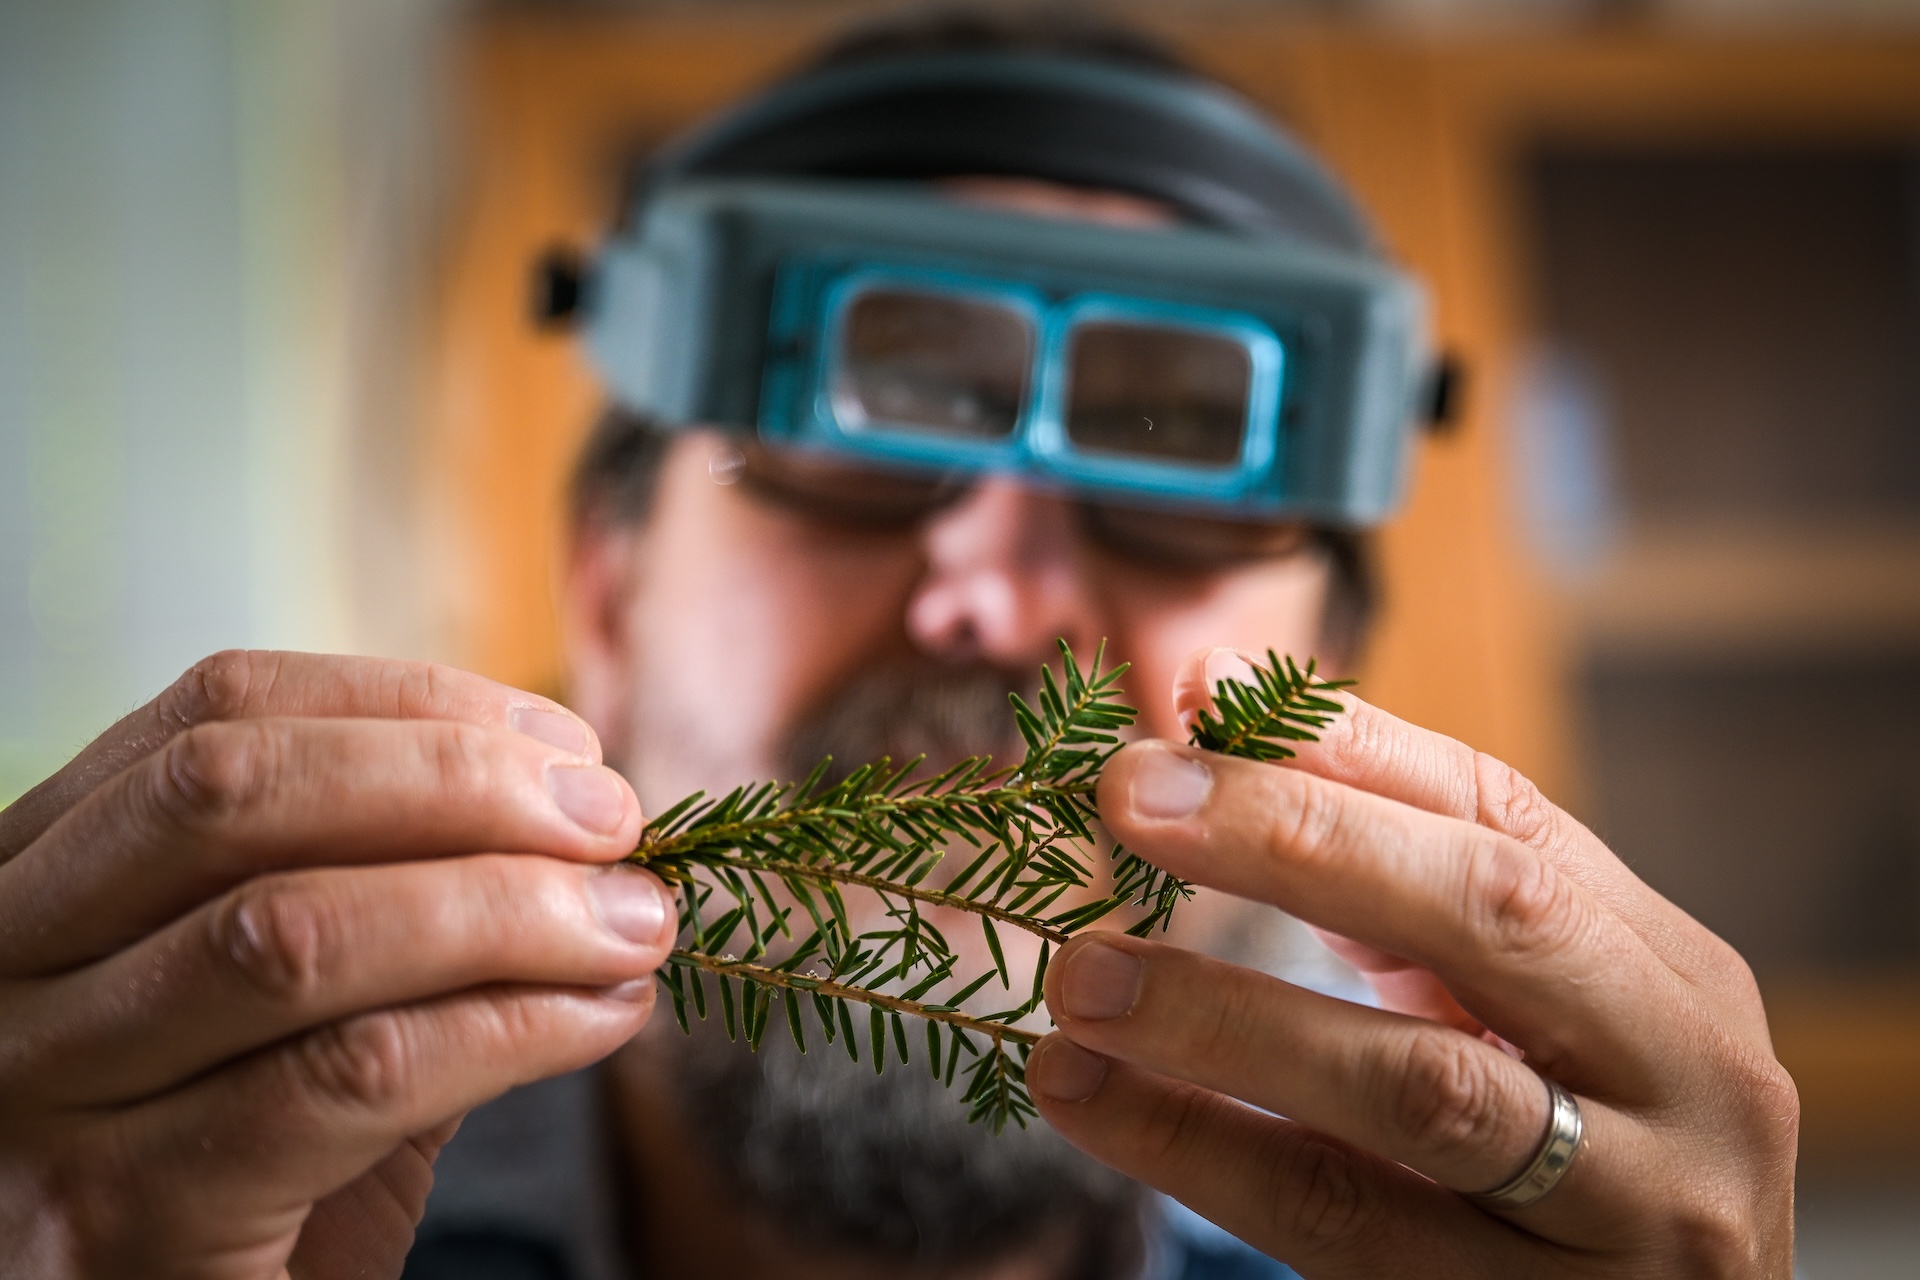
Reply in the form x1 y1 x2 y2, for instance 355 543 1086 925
424 8 1581 788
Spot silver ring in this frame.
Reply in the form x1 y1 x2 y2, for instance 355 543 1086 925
1467 1078 1583 1211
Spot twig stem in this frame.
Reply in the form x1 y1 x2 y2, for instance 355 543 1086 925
672 851 1073 946
670 950 1041 1046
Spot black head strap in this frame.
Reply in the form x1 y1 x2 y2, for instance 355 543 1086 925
629 52 1378 256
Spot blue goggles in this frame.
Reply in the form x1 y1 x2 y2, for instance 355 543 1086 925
778 265 1287 507
579 179 1433 527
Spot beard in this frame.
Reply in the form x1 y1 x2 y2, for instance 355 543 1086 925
656 656 1149 1275
780 656 1031 785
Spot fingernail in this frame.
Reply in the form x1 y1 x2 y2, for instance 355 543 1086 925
1205 647 1260 690
602 978 655 1003
549 763 629 836
513 705 594 757
1031 1039 1109 1103
1129 747 1211 820
1059 939 1143 1020
587 868 671 945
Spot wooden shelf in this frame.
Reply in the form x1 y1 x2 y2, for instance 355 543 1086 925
1765 976 1920 1172
1571 520 1920 660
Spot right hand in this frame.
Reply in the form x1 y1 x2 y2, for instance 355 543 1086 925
0 651 675 1280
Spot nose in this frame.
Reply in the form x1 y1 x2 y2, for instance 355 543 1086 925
906 478 1097 666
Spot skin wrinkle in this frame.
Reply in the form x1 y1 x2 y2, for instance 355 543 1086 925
1253 764 1356 887
423 722 491 822
1382 1025 1513 1173
1134 1074 1225 1172
155 725 246 836
219 877 334 1013
1456 831 1589 968
1470 751 1556 850
248 651 288 726
1267 1130 1375 1256
1133 745 1696 1106
1181 953 1270 1074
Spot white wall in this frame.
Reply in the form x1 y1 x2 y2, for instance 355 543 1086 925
0 0 453 803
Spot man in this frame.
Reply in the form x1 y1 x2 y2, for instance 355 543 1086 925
0 10 1798 1280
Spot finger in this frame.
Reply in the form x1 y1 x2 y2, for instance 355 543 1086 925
1044 933 1642 1242
288 1118 465 1280
1026 1038 1537 1278
0 717 643 975
1299 927 1500 1043
0 650 598 864
26 857 674 1104
1098 741 1686 1090
93 983 653 1271
288 1138 439 1280
1175 648 1736 996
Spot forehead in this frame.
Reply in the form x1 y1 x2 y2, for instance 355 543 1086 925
936 175 1180 230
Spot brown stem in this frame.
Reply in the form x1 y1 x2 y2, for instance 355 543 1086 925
632 777 1095 866
677 852 1073 947
670 950 1041 1046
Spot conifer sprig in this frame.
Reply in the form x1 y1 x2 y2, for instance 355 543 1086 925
1188 650 1354 763
629 640 1348 1131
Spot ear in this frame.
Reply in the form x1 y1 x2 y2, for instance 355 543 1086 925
561 514 644 755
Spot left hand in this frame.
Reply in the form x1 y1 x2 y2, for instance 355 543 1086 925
1029 650 1798 1277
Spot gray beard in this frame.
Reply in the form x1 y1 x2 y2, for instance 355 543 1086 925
781 656 1031 786
661 658 1149 1274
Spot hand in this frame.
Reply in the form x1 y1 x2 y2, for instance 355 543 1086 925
0 651 675 1280
1029 649 1797 1277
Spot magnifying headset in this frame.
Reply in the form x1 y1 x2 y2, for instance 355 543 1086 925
539 52 1456 550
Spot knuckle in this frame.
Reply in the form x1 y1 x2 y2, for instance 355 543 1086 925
158 650 266 732
151 721 280 830
1706 934 1764 1002
1389 1029 1503 1160
1464 837 1584 961
425 720 500 805
1472 753 1554 846
1182 971 1269 1072
1138 1083 1226 1169
210 878 334 1006
1262 774 1348 870
1669 1191 1763 1276
296 1011 415 1114
415 661 460 718
1272 1128 1373 1248
1326 701 1390 774
1724 1042 1801 1154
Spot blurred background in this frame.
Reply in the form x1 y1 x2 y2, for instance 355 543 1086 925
3 0 1918 1272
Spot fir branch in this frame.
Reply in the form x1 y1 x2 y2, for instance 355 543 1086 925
670 951 1042 1046
662 853 1072 947
1188 649 1353 763
630 640 1348 1131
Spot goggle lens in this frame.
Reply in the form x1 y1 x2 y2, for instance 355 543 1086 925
731 441 1306 566
1063 321 1252 468
833 290 1032 440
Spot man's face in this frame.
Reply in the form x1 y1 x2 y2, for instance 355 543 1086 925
567 434 1333 808
565 177 1335 813
560 180 1339 1273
